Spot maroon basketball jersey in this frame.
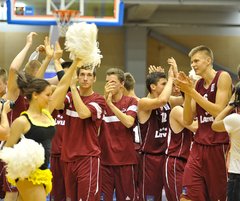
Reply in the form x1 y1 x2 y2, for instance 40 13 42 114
99 95 138 166
132 117 141 151
139 102 171 154
165 123 193 160
61 92 106 162
195 71 229 145
51 109 66 157
7 94 29 125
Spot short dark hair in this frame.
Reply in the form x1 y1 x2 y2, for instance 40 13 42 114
76 65 96 77
146 72 166 93
124 72 135 91
106 68 124 83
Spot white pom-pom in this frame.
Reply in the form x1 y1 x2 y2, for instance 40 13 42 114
65 22 102 68
0 135 44 181
188 68 202 83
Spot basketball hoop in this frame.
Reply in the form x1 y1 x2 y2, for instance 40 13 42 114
52 10 81 37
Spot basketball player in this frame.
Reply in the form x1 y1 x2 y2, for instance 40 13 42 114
54 64 106 201
137 58 182 201
174 45 232 201
164 91 197 201
50 61 72 201
99 68 138 201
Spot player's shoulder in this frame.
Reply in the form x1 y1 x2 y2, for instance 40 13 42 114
218 70 231 80
122 95 138 104
91 92 105 101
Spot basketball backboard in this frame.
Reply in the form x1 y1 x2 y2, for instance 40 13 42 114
6 0 124 26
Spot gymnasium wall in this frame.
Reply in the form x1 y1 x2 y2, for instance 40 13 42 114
1 24 240 96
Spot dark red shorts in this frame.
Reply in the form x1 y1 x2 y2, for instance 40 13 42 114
138 153 165 201
50 156 66 201
180 142 228 201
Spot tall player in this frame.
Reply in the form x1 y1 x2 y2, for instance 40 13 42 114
99 68 138 201
174 45 232 201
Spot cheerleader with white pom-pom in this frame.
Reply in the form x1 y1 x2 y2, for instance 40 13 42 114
0 40 80 201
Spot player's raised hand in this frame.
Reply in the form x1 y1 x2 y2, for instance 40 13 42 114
36 45 46 55
70 70 78 89
53 41 63 61
167 57 178 78
26 32 38 47
148 65 164 74
44 37 54 59
168 66 174 79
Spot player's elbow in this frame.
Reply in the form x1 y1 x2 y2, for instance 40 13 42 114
0 131 9 141
183 119 192 126
125 119 135 128
211 122 221 132
10 64 18 71
159 97 168 106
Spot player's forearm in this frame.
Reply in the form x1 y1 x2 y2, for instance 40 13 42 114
190 90 225 118
156 77 173 106
108 103 135 128
10 43 31 71
49 59 79 113
71 87 91 119
0 112 10 141
36 56 52 78
183 95 195 125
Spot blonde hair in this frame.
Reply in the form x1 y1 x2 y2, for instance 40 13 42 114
24 60 41 75
189 45 214 64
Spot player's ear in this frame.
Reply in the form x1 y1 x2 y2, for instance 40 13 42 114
150 84 156 91
120 81 124 88
206 57 211 65
93 76 96 83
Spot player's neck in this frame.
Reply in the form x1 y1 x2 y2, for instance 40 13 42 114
79 87 94 96
202 68 216 87
125 90 139 100
112 91 123 102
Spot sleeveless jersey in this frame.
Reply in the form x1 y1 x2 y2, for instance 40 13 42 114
195 71 229 145
139 102 171 154
132 117 141 151
51 109 66 157
7 94 29 125
99 95 138 166
165 122 193 160
61 92 105 162
21 109 56 170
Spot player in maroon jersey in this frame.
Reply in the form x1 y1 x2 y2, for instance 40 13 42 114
137 58 182 201
164 91 197 201
99 68 138 201
174 45 232 201
55 65 105 201
50 61 72 201
122 72 141 199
